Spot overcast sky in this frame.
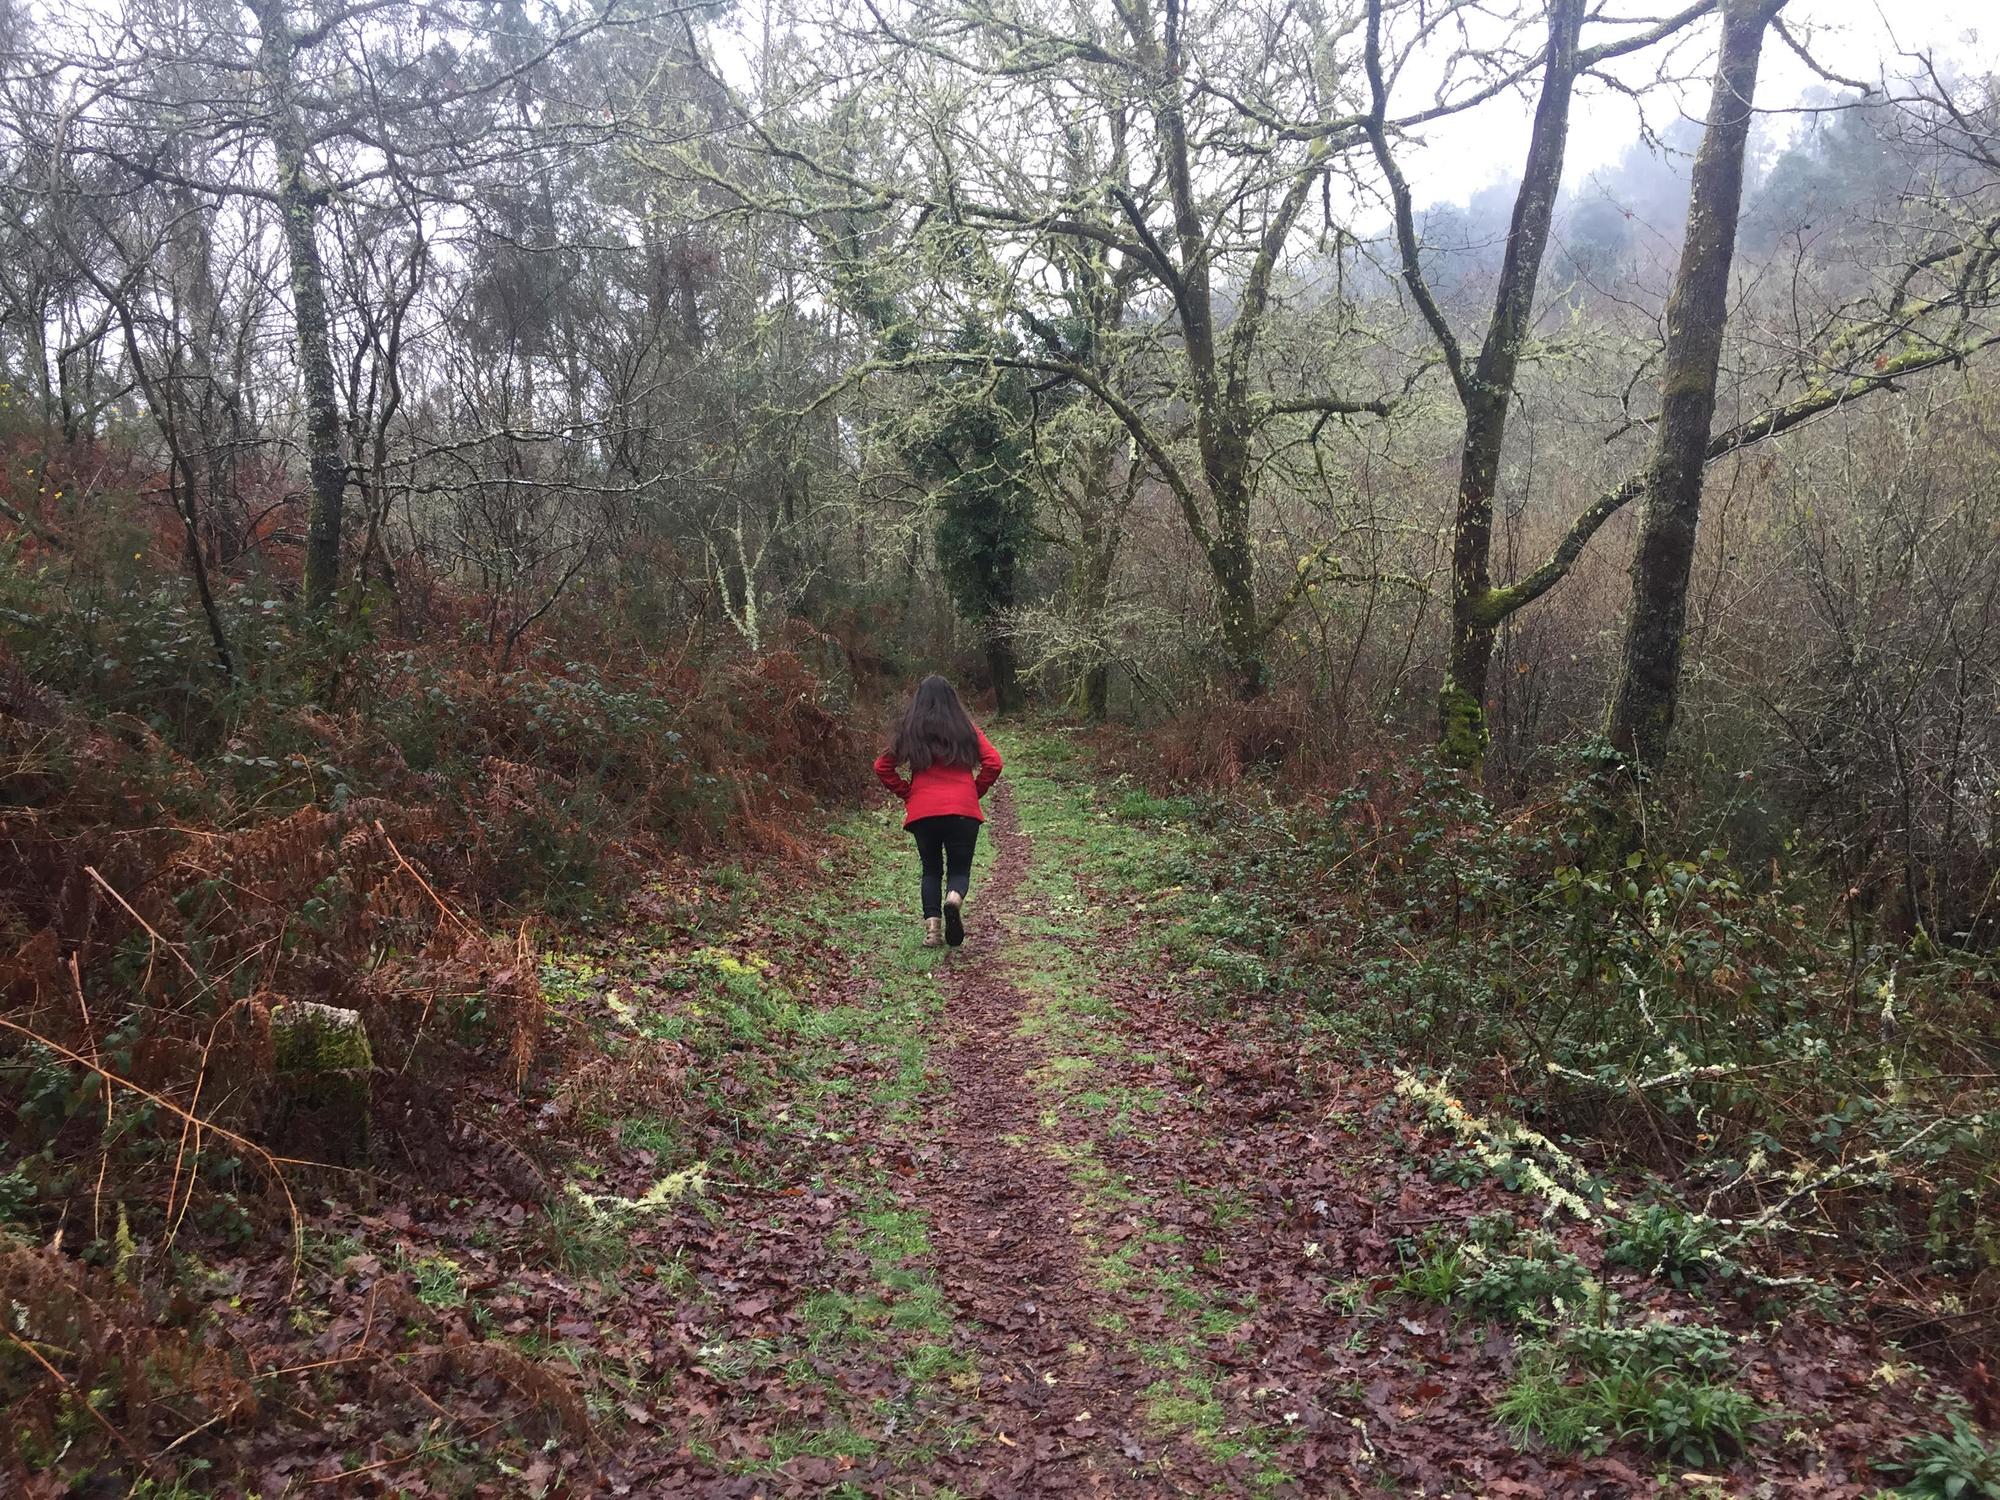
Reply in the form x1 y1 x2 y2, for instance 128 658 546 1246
1407 0 1992 206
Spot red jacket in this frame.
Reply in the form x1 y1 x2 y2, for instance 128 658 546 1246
874 728 1003 826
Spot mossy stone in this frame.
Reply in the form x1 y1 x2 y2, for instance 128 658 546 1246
271 1000 373 1073
269 1001 373 1163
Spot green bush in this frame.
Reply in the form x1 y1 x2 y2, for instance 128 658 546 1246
1395 1223 1592 1325
1497 1345 1763 1466
1605 1203 1726 1290
1460 1238 1592 1324
1880 1415 2000 1499
1556 1317 1735 1375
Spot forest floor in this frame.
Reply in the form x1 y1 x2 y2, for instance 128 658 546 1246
208 730 1956 1498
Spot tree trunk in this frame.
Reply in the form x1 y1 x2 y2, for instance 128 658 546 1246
1132 2 1271 702
1607 0 1782 770
284 188 347 609
1081 663 1110 721
1075 509 1119 721
1436 0 1583 771
252 0 348 612
987 635 1025 716
1439 608 1499 769
1211 508 1266 699
170 181 241 566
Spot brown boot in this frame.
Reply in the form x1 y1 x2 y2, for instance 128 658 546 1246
923 918 941 948
942 891 965 948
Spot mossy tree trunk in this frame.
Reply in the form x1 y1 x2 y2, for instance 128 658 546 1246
1438 0 1582 772
1608 0 1785 771
1212 513 1266 701
1368 0 1585 774
986 636 1025 715
251 0 348 613
1074 506 1119 720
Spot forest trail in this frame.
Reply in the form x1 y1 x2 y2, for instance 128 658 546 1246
9 2 1996 1488
906 782 1170 1491
572 733 1938 1498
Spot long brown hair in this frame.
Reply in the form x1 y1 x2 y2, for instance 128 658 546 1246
887 675 980 772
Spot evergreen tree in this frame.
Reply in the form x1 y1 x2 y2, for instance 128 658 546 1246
906 327 1038 713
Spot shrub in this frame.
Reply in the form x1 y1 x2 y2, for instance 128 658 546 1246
1460 1237 1593 1324
0 1238 253 1475
1557 1317 1735 1375
1497 1344 1763 1466
1605 1203 1727 1290
0 572 859 1481
1395 1224 1593 1325
1880 1414 2000 1500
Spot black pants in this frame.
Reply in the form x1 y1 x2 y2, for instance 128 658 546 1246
909 815 980 918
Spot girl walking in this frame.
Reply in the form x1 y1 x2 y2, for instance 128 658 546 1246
873 675 1004 948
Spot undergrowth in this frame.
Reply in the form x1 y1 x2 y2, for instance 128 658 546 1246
0 565 857 1485
1880 1413 2000 1498
1495 1344 1764 1467
1173 748 1999 1357
1395 1211 1765 1466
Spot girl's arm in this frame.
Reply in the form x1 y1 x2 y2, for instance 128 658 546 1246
873 751 911 800
973 728 1003 796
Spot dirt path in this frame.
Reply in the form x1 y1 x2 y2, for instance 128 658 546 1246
867 755 1941 1497
157 739 1967 1498
917 784 1222 1496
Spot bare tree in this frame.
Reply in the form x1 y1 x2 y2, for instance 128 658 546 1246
11 0 648 610
697 0 1564 697
1372 16 2000 775
1606 0 1786 767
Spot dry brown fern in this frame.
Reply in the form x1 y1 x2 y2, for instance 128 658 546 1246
0 927 67 1029
439 1339 590 1443
0 1239 256 1473
548 1037 688 1134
